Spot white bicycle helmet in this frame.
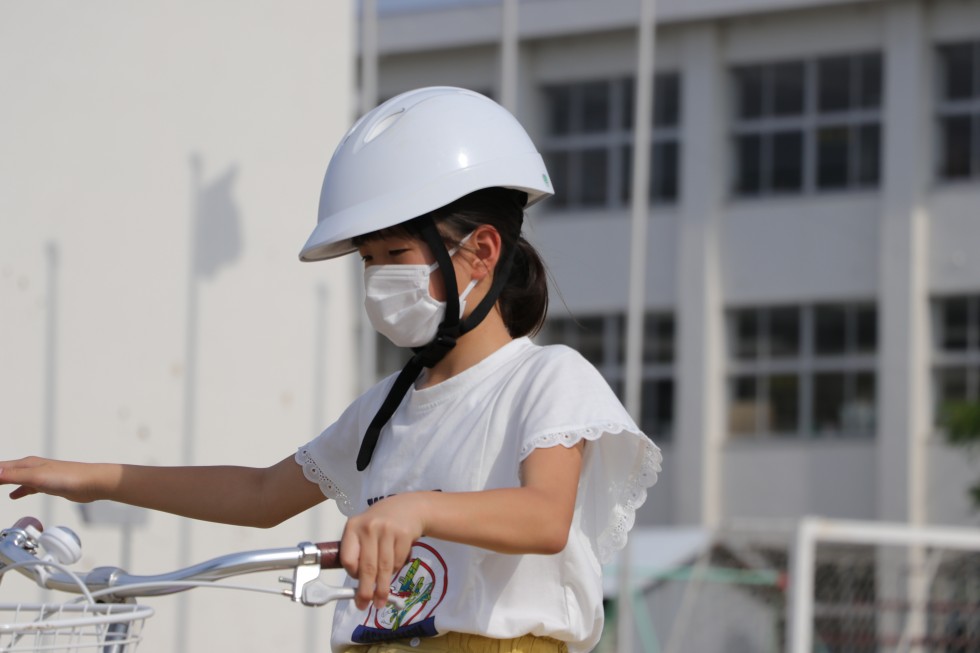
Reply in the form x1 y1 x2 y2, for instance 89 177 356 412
299 86 553 262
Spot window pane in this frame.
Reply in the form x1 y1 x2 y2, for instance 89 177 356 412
621 78 635 131
573 316 605 365
975 297 980 350
580 148 609 206
771 131 804 192
544 150 570 207
816 305 848 356
769 374 799 433
856 123 881 186
653 141 679 201
817 126 850 189
546 86 573 135
818 55 852 113
845 372 876 435
858 53 883 109
642 379 674 438
772 62 805 116
537 318 567 345
941 115 973 179
941 297 971 351
855 304 877 354
733 310 759 359
735 67 764 119
730 376 759 435
768 307 800 358
654 73 680 127
936 367 970 408
581 82 610 133
620 145 632 204
736 134 763 194
814 372 846 433
940 43 975 102
645 314 675 364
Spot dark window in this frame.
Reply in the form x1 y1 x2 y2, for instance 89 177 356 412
733 53 882 195
933 295 980 425
937 42 980 180
729 303 877 438
543 74 682 210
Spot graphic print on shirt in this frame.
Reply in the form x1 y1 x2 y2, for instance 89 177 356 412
351 541 448 644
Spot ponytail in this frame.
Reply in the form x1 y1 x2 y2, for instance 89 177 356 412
430 188 549 338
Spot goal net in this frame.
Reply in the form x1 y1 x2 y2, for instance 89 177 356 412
601 518 980 653
788 517 980 653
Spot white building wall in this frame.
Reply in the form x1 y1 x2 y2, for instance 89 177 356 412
0 3 356 652
366 0 980 533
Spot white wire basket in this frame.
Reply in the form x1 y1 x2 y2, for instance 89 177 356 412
0 602 153 653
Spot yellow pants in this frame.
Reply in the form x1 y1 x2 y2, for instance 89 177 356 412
342 632 568 653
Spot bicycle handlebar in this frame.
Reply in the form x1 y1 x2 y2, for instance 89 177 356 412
0 516 349 606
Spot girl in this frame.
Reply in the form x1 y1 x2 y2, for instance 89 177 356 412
0 87 661 653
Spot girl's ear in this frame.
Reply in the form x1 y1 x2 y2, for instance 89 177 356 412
468 225 502 281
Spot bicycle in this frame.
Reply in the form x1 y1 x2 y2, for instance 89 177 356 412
0 516 398 652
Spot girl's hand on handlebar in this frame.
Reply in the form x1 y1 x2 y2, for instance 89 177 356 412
340 492 428 611
0 457 112 503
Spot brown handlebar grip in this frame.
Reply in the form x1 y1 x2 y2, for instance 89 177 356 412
13 516 43 532
317 541 342 569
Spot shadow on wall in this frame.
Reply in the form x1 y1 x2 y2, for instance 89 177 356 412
191 154 242 279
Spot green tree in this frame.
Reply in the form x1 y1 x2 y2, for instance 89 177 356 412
943 401 980 507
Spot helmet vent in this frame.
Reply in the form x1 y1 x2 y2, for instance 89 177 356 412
364 108 405 145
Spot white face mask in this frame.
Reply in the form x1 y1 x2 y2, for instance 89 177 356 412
363 234 479 348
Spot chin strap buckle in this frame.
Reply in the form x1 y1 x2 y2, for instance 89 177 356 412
414 331 458 368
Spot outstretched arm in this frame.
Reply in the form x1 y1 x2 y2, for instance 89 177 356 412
340 441 585 611
0 455 326 528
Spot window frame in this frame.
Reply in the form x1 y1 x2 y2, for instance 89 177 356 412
932 294 980 425
540 74 682 211
727 303 878 439
731 52 884 198
936 40 980 181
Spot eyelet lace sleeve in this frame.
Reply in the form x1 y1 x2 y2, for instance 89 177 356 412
295 448 354 516
520 422 662 565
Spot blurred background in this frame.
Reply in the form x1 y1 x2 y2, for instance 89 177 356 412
4 0 980 651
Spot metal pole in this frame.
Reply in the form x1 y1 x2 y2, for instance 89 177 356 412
789 517 817 653
620 0 657 650
500 0 519 113
358 0 379 391
360 0 378 114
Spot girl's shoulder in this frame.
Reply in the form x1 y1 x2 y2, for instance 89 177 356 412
503 339 622 409
512 339 605 383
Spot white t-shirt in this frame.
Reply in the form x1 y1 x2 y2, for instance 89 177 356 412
295 337 661 653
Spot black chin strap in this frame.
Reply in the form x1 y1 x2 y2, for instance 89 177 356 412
356 216 520 471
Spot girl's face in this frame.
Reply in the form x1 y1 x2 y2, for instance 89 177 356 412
357 234 463 303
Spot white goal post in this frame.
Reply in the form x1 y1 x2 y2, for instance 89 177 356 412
789 516 980 653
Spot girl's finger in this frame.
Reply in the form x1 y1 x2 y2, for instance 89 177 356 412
374 533 395 610
339 527 362 579
355 534 379 611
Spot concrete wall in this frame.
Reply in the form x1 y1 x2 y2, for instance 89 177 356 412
0 3 356 652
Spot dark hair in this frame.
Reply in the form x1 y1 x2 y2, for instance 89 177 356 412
352 188 549 337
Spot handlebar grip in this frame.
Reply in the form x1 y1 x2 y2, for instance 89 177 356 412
316 541 341 569
13 516 43 532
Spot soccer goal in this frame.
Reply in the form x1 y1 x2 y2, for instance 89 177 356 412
788 516 980 653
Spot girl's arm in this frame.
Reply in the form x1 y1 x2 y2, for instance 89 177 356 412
340 441 585 610
0 455 326 528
